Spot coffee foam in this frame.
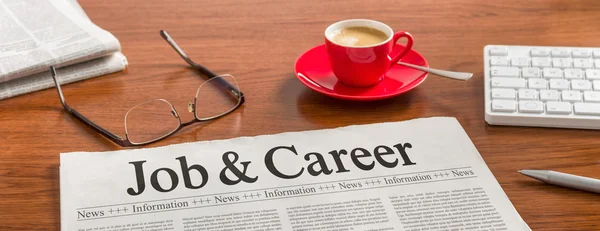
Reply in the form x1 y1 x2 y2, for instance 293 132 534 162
330 27 388 47
329 30 359 46
325 19 393 48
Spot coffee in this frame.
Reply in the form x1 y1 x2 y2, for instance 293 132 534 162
330 26 388 47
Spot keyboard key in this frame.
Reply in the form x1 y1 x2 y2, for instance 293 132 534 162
574 103 600 115
552 49 570 57
491 88 516 99
490 56 509 66
492 100 517 112
511 57 530 67
540 90 559 101
528 78 547 89
573 59 593 68
518 89 538 100
584 91 600 103
562 90 582 102
519 101 544 113
564 69 584 79
552 58 571 68
550 79 569 90
571 80 592 90
594 50 600 58
491 77 526 88
532 57 551 67
531 48 550 57
543 68 562 78
586 69 600 80
522 67 541 78
490 47 508 56
572 49 592 58
594 80 600 91
546 102 572 114
491 66 519 78
595 59 600 68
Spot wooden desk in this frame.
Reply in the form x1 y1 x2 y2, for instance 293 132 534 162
1 0 599 230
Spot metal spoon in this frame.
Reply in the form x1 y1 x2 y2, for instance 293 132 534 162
397 61 473 81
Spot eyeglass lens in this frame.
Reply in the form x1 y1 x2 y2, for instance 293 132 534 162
125 99 181 144
124 75 241 144
194 74 241 120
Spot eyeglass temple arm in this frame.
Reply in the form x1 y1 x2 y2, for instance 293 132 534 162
50 67 130 147
159 30 244 99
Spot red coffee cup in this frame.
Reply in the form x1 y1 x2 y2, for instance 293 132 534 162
325 19 414 87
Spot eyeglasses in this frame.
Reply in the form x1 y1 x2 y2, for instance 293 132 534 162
50 30 245 147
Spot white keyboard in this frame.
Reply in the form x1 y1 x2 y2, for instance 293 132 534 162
484 45 600 129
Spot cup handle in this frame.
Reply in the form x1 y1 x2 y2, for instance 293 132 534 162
389 31 414 68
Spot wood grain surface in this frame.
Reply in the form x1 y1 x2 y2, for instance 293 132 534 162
1 0 599 230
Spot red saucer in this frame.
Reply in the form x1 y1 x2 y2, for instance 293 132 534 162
295 44 428 101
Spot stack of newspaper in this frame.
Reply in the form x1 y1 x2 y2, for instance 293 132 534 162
0 0 127 100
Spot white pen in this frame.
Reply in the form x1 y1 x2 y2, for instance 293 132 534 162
519 170 600 194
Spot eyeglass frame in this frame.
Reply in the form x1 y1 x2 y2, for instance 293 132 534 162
50 30 245 147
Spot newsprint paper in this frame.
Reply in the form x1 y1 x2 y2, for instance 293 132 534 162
60 117 531 231
0 0 127 100
0 0 121 83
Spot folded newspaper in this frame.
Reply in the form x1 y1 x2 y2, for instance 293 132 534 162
0 0 127 100
60 117 530 231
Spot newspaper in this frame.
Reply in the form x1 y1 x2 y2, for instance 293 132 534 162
60 117 530 231
65 0 90 21
0 53 127 100
0 0 127 100
0 0 121 83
